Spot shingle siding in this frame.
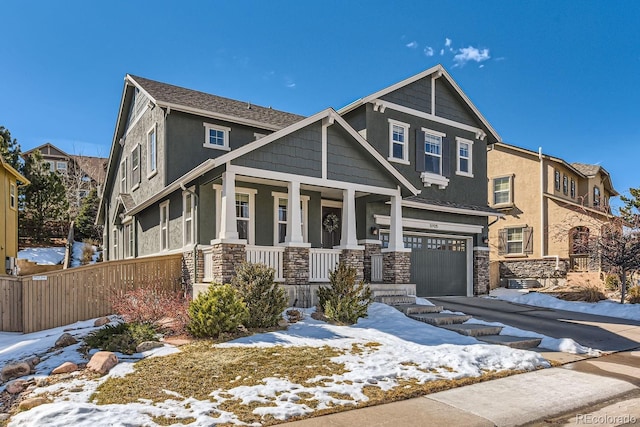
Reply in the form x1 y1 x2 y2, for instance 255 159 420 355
380 78 432 114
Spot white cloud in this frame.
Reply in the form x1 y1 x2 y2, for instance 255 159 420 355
440 48 445 56
424 46 434 57
445 38 452 47
453 46 490 67
286 82 296 88
406 41 418 49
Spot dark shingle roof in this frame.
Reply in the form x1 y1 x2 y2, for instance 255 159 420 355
404 196 500 215
118 193 136 212
129 75 305 129
571 163 601 177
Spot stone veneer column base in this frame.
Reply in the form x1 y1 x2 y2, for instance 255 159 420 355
382 251 411 284
363 243 382 283
181 248 204 297
210 243 246 284
473 248 490 296
339 249 365 282
283 246 310 286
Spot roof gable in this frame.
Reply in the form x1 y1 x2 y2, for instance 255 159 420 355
23 142 70 159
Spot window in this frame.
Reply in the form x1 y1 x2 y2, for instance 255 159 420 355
160 201 169 251
112 228 118 259
203 123 231 150
387 119 409 163
56 161 67 173
9 182 16 209
147 125 157 177
507 228 523 254
273 192 309 244
499 226 533 255
183 191 195 246
570 179 576 199
562 174 568 195
46 160 55 172
236 193 251 240
120 158 127 194
131 145 140 190
124 222 134 258
593 186 601 207
456 137 473 177
554 170 561 191
424 133 442 174
493 176 512 206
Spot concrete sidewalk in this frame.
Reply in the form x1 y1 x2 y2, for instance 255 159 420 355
283 351 640 427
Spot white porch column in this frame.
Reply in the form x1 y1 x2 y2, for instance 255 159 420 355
385 192 408 252
218 171 239 241
338 188 362 250
285 181 305 245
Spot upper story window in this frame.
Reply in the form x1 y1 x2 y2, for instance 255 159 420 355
203 123 231 151
56 161 67 173
120 157 127 194
424 133 442 175
562 174 568 195
493 176 513 206
554 170 561 191
387 119 409 164
593 186 601 207
147 125 157 178
570 179 576 199
160 201 170 251
131 145 141 190
456 137 473 177
9 182 16 209
46 160 55 172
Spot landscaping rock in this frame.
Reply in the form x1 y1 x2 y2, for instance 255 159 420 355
24 356 40 370
51 362 78 375
55 333 78 348
1 362 31 382
136 341 163 353
6 379 28 394
87 351 118 375
35 377 49 387
18 397 48 411
94 317 111 327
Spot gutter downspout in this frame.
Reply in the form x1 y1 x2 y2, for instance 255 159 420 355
539 147 559 271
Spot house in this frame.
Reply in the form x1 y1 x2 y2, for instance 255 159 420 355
1 155 30 274
98 64 502 304
487 142 618 287
22 143 107 209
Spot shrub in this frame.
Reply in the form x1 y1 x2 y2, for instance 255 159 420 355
187 284 249 338
558 286 606 302
81 243 94 265
316 261 373 325
231 262 288 328
84 322 158 355
627 286 640 304
110 287 190 335
605 274 621 291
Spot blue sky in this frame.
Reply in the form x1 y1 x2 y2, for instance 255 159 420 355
2 1 639 206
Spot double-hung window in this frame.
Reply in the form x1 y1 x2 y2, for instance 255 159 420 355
570 179 576 198
424 133 442 175
112 228 118 259
236 193 251 241
124 221 134 258
456 137 473 177
499 226 533 256
203 123 231 151
562 174 568 195
9 182 16 209
183 190 195 246
554 170 561 191
147 125 157 177
387 119 409 164
120 157 127 194
160 201 170 251
131 145 140 190
273 192 309 244
56 161 67 174
593 186 601 207
493 176 513 206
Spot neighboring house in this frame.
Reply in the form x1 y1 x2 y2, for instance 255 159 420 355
1 155 30 274
98 64 502 303
487 142 618 287
22 143 107 208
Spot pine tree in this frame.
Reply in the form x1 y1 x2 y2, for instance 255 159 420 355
75 187 103 240
0 126 22 170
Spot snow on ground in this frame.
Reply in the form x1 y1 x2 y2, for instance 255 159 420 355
6 303 551 427
490 288 640 322
69 241 100 267
17 247 65 265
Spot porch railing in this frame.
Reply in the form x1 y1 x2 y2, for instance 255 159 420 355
569 254 589 272
371 254 383 282
246 245 285 282
309 248 341 282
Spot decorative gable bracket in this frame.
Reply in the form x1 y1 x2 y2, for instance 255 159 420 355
420 172 449 189
372 101 387 113
475 130 487 141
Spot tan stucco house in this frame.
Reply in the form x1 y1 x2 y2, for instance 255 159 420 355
487 142 618 287
1 155 29 275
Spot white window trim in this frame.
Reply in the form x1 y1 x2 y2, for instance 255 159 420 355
492 175 514 207
147 123 158 179
160 200 170 251
123 219 135 259
272 191 310 245
56 161 67 171
213 185 257 245
506 226 524 255
387 118 410 165
131 144 140 192
455 137 474 178
9 182 16 210
112 227 119 260
422 127 446 183
182 188 196 247
203 122 231 151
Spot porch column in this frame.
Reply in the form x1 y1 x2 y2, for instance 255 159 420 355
382 190 411 284
218 171 239 241
338 188 360 249
386 192 405 252
285 181 304 245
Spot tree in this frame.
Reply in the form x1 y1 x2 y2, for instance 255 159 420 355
0 126 22 170
75 187 103 241
20 150 69 241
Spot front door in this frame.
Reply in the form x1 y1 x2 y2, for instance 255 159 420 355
321 206 342 248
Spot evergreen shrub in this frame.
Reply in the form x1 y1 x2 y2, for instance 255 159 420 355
187 284 248 338
231 262 288 328
316 261 373 325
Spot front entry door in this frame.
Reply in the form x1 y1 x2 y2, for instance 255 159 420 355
321 206 342 248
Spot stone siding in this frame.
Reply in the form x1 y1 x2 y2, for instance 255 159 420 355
382 251 411 284
473 249 490 295
340 249 364 282
182 248 205 294
210 243 246 284
499 258 568 288
363 243 382 282
283 246 310 286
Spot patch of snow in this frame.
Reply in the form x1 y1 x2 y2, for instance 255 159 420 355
70 241 99 268
17 247 65 265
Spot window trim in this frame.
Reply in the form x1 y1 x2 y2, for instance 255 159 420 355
387 119 410 165
455 137 474 177
554 170 561 191
112 227 119 260
492 175 514 207
203 123 231 151
9 182 16 210
593 186 601 207
182 188 196 247
272 191 310 245
506 226 524 255
120 157 127 194
123 219 135 259
56 161 67 173
562 174 568 195
147 123 157 179
213 185 257 244
131 144 140 192
570 179 576 199
422 127 445 175
160 200 170 251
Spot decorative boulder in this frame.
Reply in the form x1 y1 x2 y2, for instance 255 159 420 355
24 356 40 370
94 317 111 327
1 362 31 382
51 362 79 375
18 397 48 411
55 333 78 348
6 379 29 394
87 351 118 375
135 341 163 353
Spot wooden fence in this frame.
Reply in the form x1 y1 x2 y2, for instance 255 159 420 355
0 253 184 333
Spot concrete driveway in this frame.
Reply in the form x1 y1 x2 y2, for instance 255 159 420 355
428 296 640 352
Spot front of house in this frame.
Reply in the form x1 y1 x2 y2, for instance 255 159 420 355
98 65 502 304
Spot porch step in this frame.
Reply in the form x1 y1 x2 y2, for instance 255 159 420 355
409 312 472 326
440 323 503 337
393 304 443 315
375 295 416 305
477 335 543 350
372 289 408 297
